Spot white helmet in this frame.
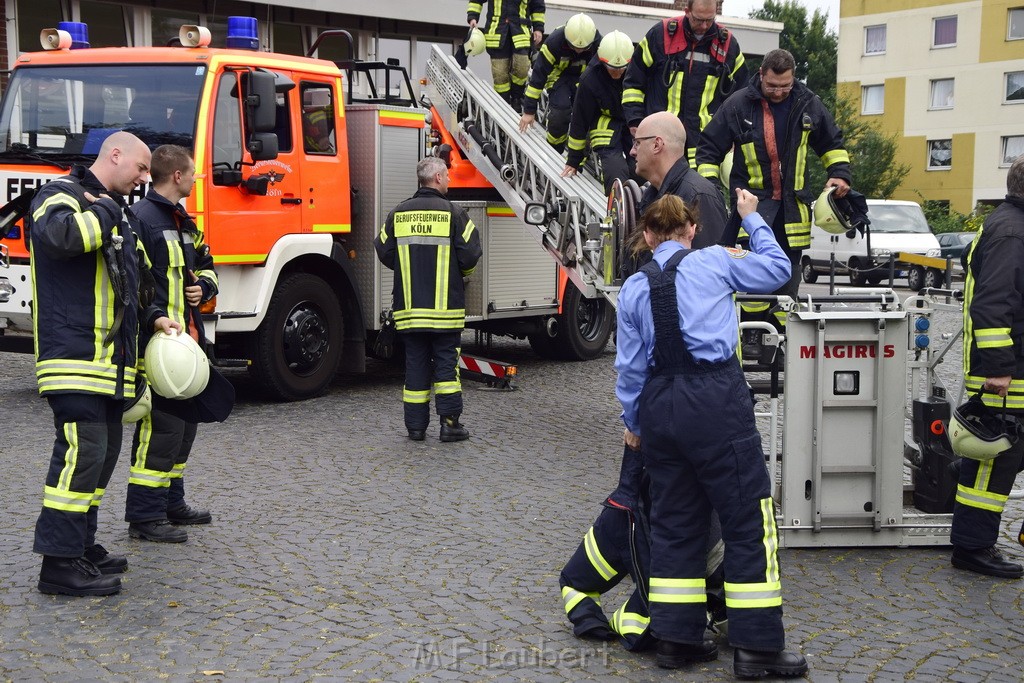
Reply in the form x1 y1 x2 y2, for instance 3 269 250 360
465 27 486 57
122 382 152 424
948 392 1019 461
145 330 210 400
564 14 597 49
719 149 734 189
813 186 852 235
598 31 633 69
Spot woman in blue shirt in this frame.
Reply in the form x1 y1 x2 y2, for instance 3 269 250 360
614 190 808 678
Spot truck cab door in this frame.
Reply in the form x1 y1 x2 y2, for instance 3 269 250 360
297 79 348 234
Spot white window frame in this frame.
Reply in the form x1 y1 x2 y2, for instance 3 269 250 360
929 78 954 110
932 15 957 48
1009 8 1024 40
927 139 952 170
861 84 884 115
1001 135 1024 166
864 24 886 55
1005 71 1024 104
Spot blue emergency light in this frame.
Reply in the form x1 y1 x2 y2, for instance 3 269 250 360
226 16 259 50
57 21 89 49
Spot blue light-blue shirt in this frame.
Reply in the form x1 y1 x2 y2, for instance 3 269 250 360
614 212 791 435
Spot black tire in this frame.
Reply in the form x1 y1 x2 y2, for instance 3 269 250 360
249 273 343 401
527 330 560 360
848 259 868 286
907 265 925 292
801 258 818 284
551 281 613 360
867 273 884 285
924 268 944 289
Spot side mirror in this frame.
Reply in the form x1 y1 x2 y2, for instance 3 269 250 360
242 70 277 133
247 132 278 161
244 175 270 196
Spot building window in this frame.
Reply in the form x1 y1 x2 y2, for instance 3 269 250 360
933 16 957 47
16 0 65 53
1002 135 1024 166
301 84 335 155
152 9 199 47
1010 8 1024 39
1006 71 1024 102
861 84 884 114
864 25 886 54
928 139 952 170
929 79 954 109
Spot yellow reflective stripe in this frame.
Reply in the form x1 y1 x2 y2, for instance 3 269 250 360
32 193 80 221
974 327 1013 348
759 497 780 583
394 309 466 331
42 485 92 513
611 603 649 635
540 44 555 65
584 527 616 580
964 376 1024 410
547 131 568 145
394 211 451 238
467 2 482 14
403 388 430 403
741 142 763 189
699 76 718 129
731 52 746 77
740 301 769 314
955 483 1008 513
561 586 599 613
462 218 476 244
697 163 720 180
567 136 587 152
622 88 645 105
91 487 105 507
794 130 810 191
378 221 389 244
667 71 683 117
640 37 653 67
821 148 850 167
785 220 811 250
434 380 461 395
436 245 450 310
56 422 79 491
649 577 706 604
525 85 542 99
724 580 783 608
170 463 186 478
128 467 173 488
398 244 412 307
74 210 103 252
94 250 113 363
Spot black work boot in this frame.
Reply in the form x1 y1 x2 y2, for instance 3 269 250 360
951 545 1024 578
129 520 188 543
408 429 426 441
83 543 128 574
733 648 809 679
655 639 718 668
741 329 763 361
38 556 122 596
167 504 213 525
439 415 469 442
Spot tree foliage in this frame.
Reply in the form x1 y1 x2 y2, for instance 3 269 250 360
749 0 837 103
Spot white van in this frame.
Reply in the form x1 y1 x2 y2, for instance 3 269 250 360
802 199 943 289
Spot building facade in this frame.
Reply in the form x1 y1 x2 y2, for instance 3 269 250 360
838 0 1024 211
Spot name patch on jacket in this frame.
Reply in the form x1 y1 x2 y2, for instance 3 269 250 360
395 211 451 237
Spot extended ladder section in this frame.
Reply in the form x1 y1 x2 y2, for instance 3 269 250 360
425 46 619 306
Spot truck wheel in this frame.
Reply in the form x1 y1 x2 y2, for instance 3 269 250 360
250 273 343 401
924 268 944 289
551 281 613 360
848 258 868 286
907 265 925 292
527 330 560 360
801 258 818 284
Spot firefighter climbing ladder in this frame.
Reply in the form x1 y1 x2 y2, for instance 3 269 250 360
425 46 625 307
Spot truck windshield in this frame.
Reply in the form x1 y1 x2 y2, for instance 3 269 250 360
868 204 932 233
0 65 206 159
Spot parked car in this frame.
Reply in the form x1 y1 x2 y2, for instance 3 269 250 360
937 231 976 261
803 199 943 289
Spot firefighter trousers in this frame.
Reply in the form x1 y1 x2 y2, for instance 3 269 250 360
34 394 122 557
641 360 785 652
950 435 1024 551
125 400 198 523
402 330 463 431
544 82 575 151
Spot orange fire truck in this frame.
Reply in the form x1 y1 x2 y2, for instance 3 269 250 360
0 20 613 400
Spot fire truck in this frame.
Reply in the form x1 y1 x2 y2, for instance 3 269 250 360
0 19 613 401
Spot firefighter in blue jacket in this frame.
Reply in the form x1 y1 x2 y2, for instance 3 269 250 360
622 0 747 165
467 0 545 111
126 144 218 544
375 157 482 442
30 131 179 596
615 190 807 677
518 14 600 152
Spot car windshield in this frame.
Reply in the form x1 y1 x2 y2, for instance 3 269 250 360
0 64 206 157
868 204 932 233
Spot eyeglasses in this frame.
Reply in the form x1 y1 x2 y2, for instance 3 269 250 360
762 83 794 94
689 15 716 27
631 135 658 149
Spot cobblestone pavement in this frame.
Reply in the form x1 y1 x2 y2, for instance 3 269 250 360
1 287 1023 682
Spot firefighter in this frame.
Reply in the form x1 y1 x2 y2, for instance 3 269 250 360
125 145 219 543
518 13 600 152
30 132 179 596
695 48 851 359
622 0 747 166
467 0 545 112
374 157 482 442
949 154 1024 579
615 191 807 676
561 31 636 194
302 106 335 154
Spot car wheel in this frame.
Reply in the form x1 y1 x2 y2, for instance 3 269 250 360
801 258 818 284
924 268 944 289
848 259 868 286
907 265 925 292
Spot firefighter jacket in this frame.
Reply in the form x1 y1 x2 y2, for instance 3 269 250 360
622 17 747 137
467 0 545 51
375 187 482 332
28 166 163 399
637 156 728 249
695 75 851 250
962 196 1024 412
566 58 626 169
131 189 218 348
522 26 601 115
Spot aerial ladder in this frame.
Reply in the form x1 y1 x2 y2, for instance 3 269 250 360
424 45 638 308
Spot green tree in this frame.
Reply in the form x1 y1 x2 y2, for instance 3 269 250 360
750 0 837 102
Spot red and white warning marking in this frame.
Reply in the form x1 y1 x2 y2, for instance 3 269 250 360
459 354 517 388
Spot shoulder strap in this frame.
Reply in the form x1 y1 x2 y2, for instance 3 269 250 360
710 28 731 64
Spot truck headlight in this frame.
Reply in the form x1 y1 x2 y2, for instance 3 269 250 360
0 278 13 304
870 248 891 258
926 248 940 258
